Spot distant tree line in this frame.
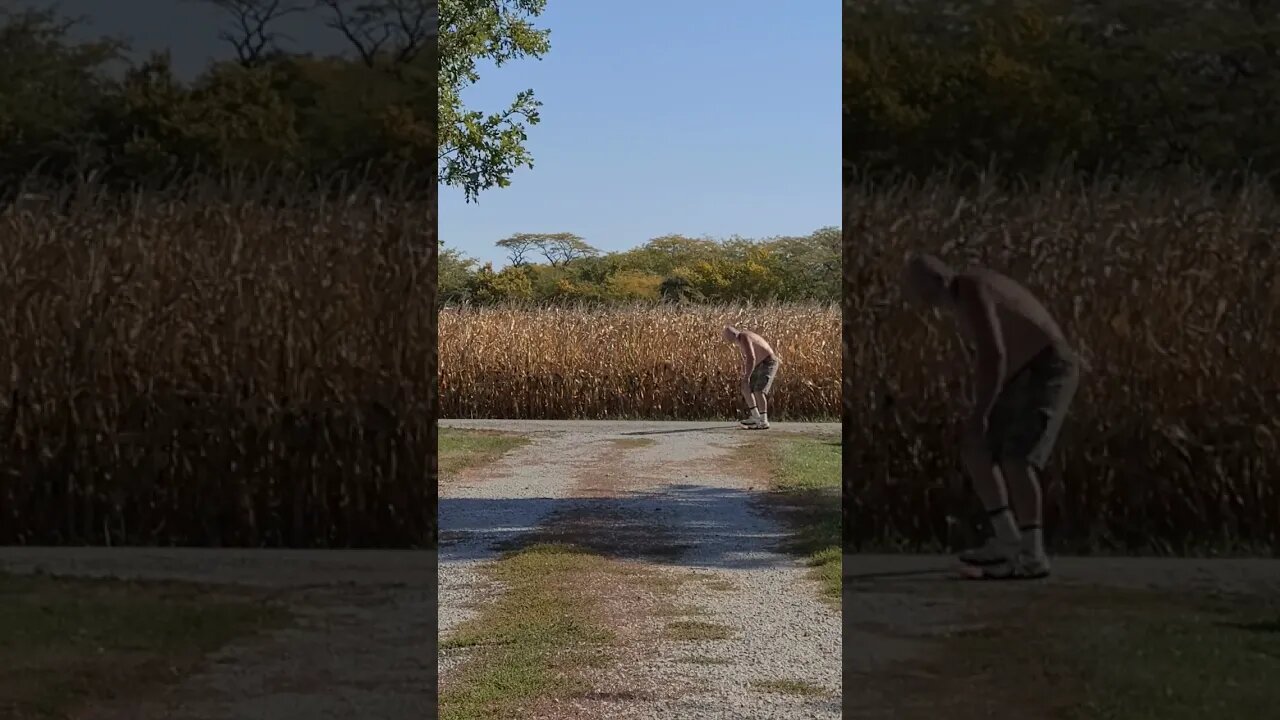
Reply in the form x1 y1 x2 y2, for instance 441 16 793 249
439 228 840 305
844 0 1280 184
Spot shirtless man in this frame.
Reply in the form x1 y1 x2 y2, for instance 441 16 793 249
902 254 1080 579
722 326 781 430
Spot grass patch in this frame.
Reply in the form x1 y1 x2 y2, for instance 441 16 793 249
607 437 657 450
664 620 735 642
653 602 710 618
439 428 529 479
498 506 691 561
685 572 735 592
439 543 614 720
1057 592 1280 720
764 434 840 601
750 679 828 697
0 572 289 720
683 655 731 666
921 586 1280 720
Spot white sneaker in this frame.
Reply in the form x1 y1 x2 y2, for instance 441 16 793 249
958 537 1018 566
967 550 1051 580
747 420 770 430
1017 550 1051 578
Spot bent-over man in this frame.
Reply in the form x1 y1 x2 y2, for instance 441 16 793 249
723 326 781 430
902 254 1080 579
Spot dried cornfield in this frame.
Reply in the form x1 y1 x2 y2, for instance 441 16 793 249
439 304 840 420
0 175 437 547
844 171 1280 554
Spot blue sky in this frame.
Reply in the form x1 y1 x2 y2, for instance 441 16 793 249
441 1 840 267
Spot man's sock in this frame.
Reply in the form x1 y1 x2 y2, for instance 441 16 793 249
988 506 1021 545
759 411 768 424
1020 524 1044 556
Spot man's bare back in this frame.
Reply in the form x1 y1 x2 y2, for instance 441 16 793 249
950 267 1071 386
731 329 778 374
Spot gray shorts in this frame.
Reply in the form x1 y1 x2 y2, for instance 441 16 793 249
987 344 1079 470
749 356 780 394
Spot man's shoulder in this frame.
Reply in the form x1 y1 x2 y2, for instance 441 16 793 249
951 271 995 305
959 268 1041 304
959 267 1066 339
959 266 1017 288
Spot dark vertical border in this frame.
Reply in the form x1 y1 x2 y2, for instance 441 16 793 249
840 2 854 713
427 2 442 712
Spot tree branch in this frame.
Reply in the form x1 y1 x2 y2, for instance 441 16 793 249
199 0 307 66
316 0 436 68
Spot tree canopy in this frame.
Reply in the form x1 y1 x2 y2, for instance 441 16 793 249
439 0 549 201
844 0 1280 184
0 0 548 199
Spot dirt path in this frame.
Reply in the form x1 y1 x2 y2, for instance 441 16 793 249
841 554 1280 718
438 419 842 720
0 548 435 720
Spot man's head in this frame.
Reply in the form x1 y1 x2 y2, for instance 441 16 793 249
901 253 955 308
722 325 740 343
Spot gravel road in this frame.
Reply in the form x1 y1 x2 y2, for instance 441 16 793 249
3 418 1276 719
439 419 843 720
0 547 434 720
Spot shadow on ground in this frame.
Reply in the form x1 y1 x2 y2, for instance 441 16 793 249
618 425 739 436
439 484 820 570
842 553 1280 594
1220 619 1280 634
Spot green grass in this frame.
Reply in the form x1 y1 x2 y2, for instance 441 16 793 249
765 435 841 601
926 587 1280 720
687 572 735 593
749 679 828 697
1057 593 1280 720
653 602 711 618
439 543 614 720
439 428 530 479
0 572 289 720
683 655 731 666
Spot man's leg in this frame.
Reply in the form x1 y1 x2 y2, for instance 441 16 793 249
966 351 1077 578
748 359 777 429
740 380 763 426
742 360 776 428
997 348 1078 567
959 441 1021 564
742 389 769 428
1001 460 1045 561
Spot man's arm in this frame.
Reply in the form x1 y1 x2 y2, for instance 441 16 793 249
738 337 757 381
955 277 1006 424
